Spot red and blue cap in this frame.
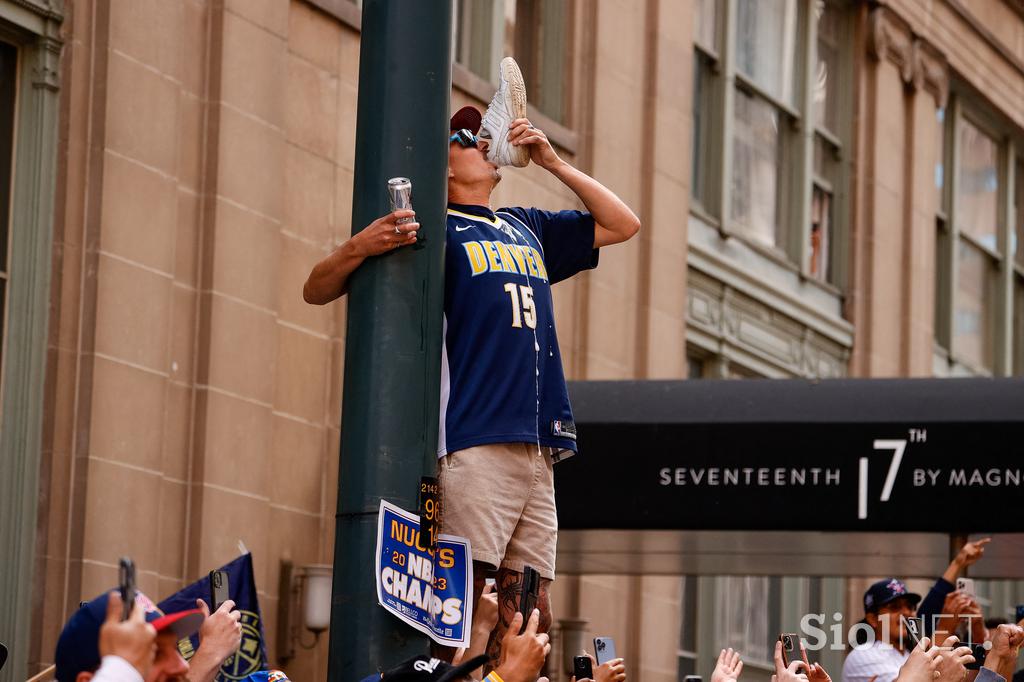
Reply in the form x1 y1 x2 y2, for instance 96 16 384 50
55 591 204 682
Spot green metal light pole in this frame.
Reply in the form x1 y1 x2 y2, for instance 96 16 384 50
326 1 451 678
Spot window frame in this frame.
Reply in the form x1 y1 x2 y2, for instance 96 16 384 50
0 39 16 388
675 575 699 678
452 0 504 84
689 0 853 294
0 6 64 681
934 92 1020 376
1013 156 1024 375
690 2 724 222
512 0 572 125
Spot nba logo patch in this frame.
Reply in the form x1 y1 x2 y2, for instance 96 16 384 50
551 420 577 440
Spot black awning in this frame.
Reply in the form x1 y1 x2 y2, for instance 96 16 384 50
566 377 1024 424
553 379 1024 533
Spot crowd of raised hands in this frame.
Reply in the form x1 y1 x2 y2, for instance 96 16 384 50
895 625 1024 682
449 583 627 682
725 625 1022 682
68 536 1022 682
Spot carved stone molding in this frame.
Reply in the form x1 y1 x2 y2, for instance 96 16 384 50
13 0 62 22
31 34 61 91
868 6 915 83
912 40 949 108
686 270 848 379
868 6 949 108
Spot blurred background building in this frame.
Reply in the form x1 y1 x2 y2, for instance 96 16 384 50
0 0 1022 681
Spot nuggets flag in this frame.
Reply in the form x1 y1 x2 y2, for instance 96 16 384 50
159 553 268 681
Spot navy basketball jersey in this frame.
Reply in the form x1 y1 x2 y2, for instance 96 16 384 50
438 203 599 457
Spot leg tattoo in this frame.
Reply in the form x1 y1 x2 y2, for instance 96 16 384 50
536 577 553 633
487 569 523 669
486 570 553 670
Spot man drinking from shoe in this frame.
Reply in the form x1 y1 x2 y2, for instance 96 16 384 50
303 57 640 668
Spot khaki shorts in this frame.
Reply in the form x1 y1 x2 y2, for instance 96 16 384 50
438 442 557 580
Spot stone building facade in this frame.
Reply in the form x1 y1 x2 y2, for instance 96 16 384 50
0 1 1022 682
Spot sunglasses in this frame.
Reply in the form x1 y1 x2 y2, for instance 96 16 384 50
449 128 478 147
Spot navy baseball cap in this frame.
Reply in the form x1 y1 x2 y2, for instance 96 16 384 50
863 578 922 614
450 106 482 134
55 590 203 682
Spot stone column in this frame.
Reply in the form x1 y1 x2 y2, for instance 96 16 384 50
903 42 948 375
852 7 948 377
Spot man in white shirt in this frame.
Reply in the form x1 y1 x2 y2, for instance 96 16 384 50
842 579 922 682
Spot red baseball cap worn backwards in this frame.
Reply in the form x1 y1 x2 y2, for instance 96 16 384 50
450 105 482 134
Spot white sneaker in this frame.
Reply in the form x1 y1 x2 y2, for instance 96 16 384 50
480 57 530 168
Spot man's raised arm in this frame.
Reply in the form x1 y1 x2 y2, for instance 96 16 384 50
506 117 641 248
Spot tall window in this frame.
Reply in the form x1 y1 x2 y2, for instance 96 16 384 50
0 43 17 396
691 0 720 213
935 107 950 348
935 100 1023 375
690 0 850 288
714 576 782 666
810 1 843 283
514 0 567 123
731 0 797 249
454 0 570 125
954 117 1000 369
1014 157 1024 375
454 0 500 82
676 576 699 678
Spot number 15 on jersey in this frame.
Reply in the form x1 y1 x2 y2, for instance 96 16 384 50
503 283 536 329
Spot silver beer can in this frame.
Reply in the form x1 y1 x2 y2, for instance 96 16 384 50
387 177 413 224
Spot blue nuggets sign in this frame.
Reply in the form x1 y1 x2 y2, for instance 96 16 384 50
375 500 473 647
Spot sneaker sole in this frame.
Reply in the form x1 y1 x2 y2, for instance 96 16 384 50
499 57 529 166
501 57 527 120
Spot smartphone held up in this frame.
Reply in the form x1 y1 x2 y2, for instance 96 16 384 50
779 633 807 668
209 569 230 610
118 557 136 621
594 636 617 665
573 655 594 681
901 616 924 648
518 565 540 633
